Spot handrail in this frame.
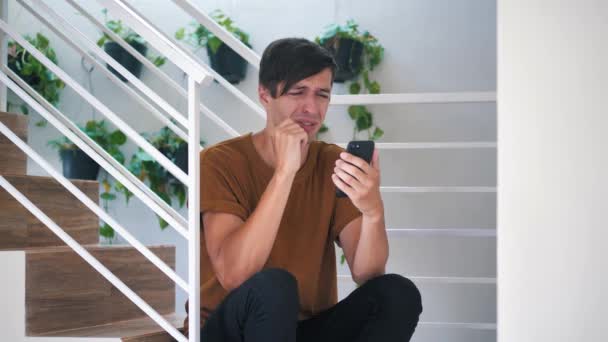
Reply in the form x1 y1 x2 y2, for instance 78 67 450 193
95 0 212 84
64 0 243 137
97 0 267 121
20 0 188 142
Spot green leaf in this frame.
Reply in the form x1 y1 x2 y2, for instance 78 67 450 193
152 56 166 67
318 123 329 133
356 110 372 131
340 253 346 265
35 119 47 127
20 104 29 115
369 81 381 94
349 82 361 95
371 127 384 141
208 37 222 55
99 223 115 238
175 28 185 40
100 192 117 201
135 149 154 161
109 130 127 145
157 216 169 230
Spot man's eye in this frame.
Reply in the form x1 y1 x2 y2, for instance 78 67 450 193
289 92 303 96
318 94 329 98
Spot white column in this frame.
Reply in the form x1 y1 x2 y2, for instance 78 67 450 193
498 1 608 342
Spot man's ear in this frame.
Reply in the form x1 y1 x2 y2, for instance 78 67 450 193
258 85 271 106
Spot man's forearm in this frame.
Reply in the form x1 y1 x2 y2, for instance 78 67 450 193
219 170 295 290
352 208 389 285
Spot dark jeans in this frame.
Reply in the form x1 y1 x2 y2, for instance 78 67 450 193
198 268 423 342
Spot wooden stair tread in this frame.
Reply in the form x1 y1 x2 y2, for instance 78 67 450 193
0 111 28 176
0 174 99 250
37 313 185 340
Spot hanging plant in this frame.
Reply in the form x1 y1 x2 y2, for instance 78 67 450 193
47 119 127 242
175 9 251 84
315 19 385 142
96 9 166 82
124 126 206 229
7 32 65 127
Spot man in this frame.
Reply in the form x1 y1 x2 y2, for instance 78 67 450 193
185 38 422 341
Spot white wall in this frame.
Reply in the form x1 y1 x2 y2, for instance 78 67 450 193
498 0 608 341
7 0 496 326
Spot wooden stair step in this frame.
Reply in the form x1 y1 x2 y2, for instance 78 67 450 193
0 111 28 176
25 245 176 336
0 174 99 250
37 313 185 341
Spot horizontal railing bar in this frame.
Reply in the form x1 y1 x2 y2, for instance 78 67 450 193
21 0 188 142
0 70 188 237
337 142 497 149
0 19 189 185
0 121 189 292
418 322 497 330
95 0 211 85
330 92 497 105
0 176 187 342
387 228 496 237
338 274 496 284
381 186 497 193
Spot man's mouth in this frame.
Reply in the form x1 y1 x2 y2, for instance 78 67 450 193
296 121 317 133
294 118 319 133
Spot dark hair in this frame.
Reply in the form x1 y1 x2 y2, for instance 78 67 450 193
259 38 337 98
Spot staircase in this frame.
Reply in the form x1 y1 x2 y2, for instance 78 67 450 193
0 112 182 341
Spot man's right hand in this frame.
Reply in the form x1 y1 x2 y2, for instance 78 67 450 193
272 118 309 176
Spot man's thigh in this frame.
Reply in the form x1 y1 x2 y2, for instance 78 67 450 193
296 287 377 342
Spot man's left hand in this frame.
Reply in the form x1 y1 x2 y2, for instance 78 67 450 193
332 149 383 218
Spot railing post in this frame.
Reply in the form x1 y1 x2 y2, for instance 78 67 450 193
0 0 8 112
188 76 201 342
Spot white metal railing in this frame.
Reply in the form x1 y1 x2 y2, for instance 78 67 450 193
0 1 211 341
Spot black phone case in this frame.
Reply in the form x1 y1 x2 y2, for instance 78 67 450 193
336 140 375 198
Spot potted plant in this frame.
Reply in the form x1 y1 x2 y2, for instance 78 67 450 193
96 9 166 82
125 126 205 229
7 32 65 127
175 9 251 84
316 19 385 141
48 119 127 180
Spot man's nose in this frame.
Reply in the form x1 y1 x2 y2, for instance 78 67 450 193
301 93 319 114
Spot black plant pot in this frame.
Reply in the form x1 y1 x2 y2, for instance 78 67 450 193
207 43 248 84
60 149 100 180
173 144 188 173
104 41 147 82
159 144 188 182
323 38 364 83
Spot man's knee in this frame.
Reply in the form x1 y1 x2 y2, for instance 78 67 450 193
365 273 423 316
246 268 299 310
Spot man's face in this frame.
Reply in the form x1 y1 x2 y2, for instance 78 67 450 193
259 68 333 141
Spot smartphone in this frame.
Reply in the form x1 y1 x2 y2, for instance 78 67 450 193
336 140 375 198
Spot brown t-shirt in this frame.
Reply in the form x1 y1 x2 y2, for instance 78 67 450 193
185 132 362 330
